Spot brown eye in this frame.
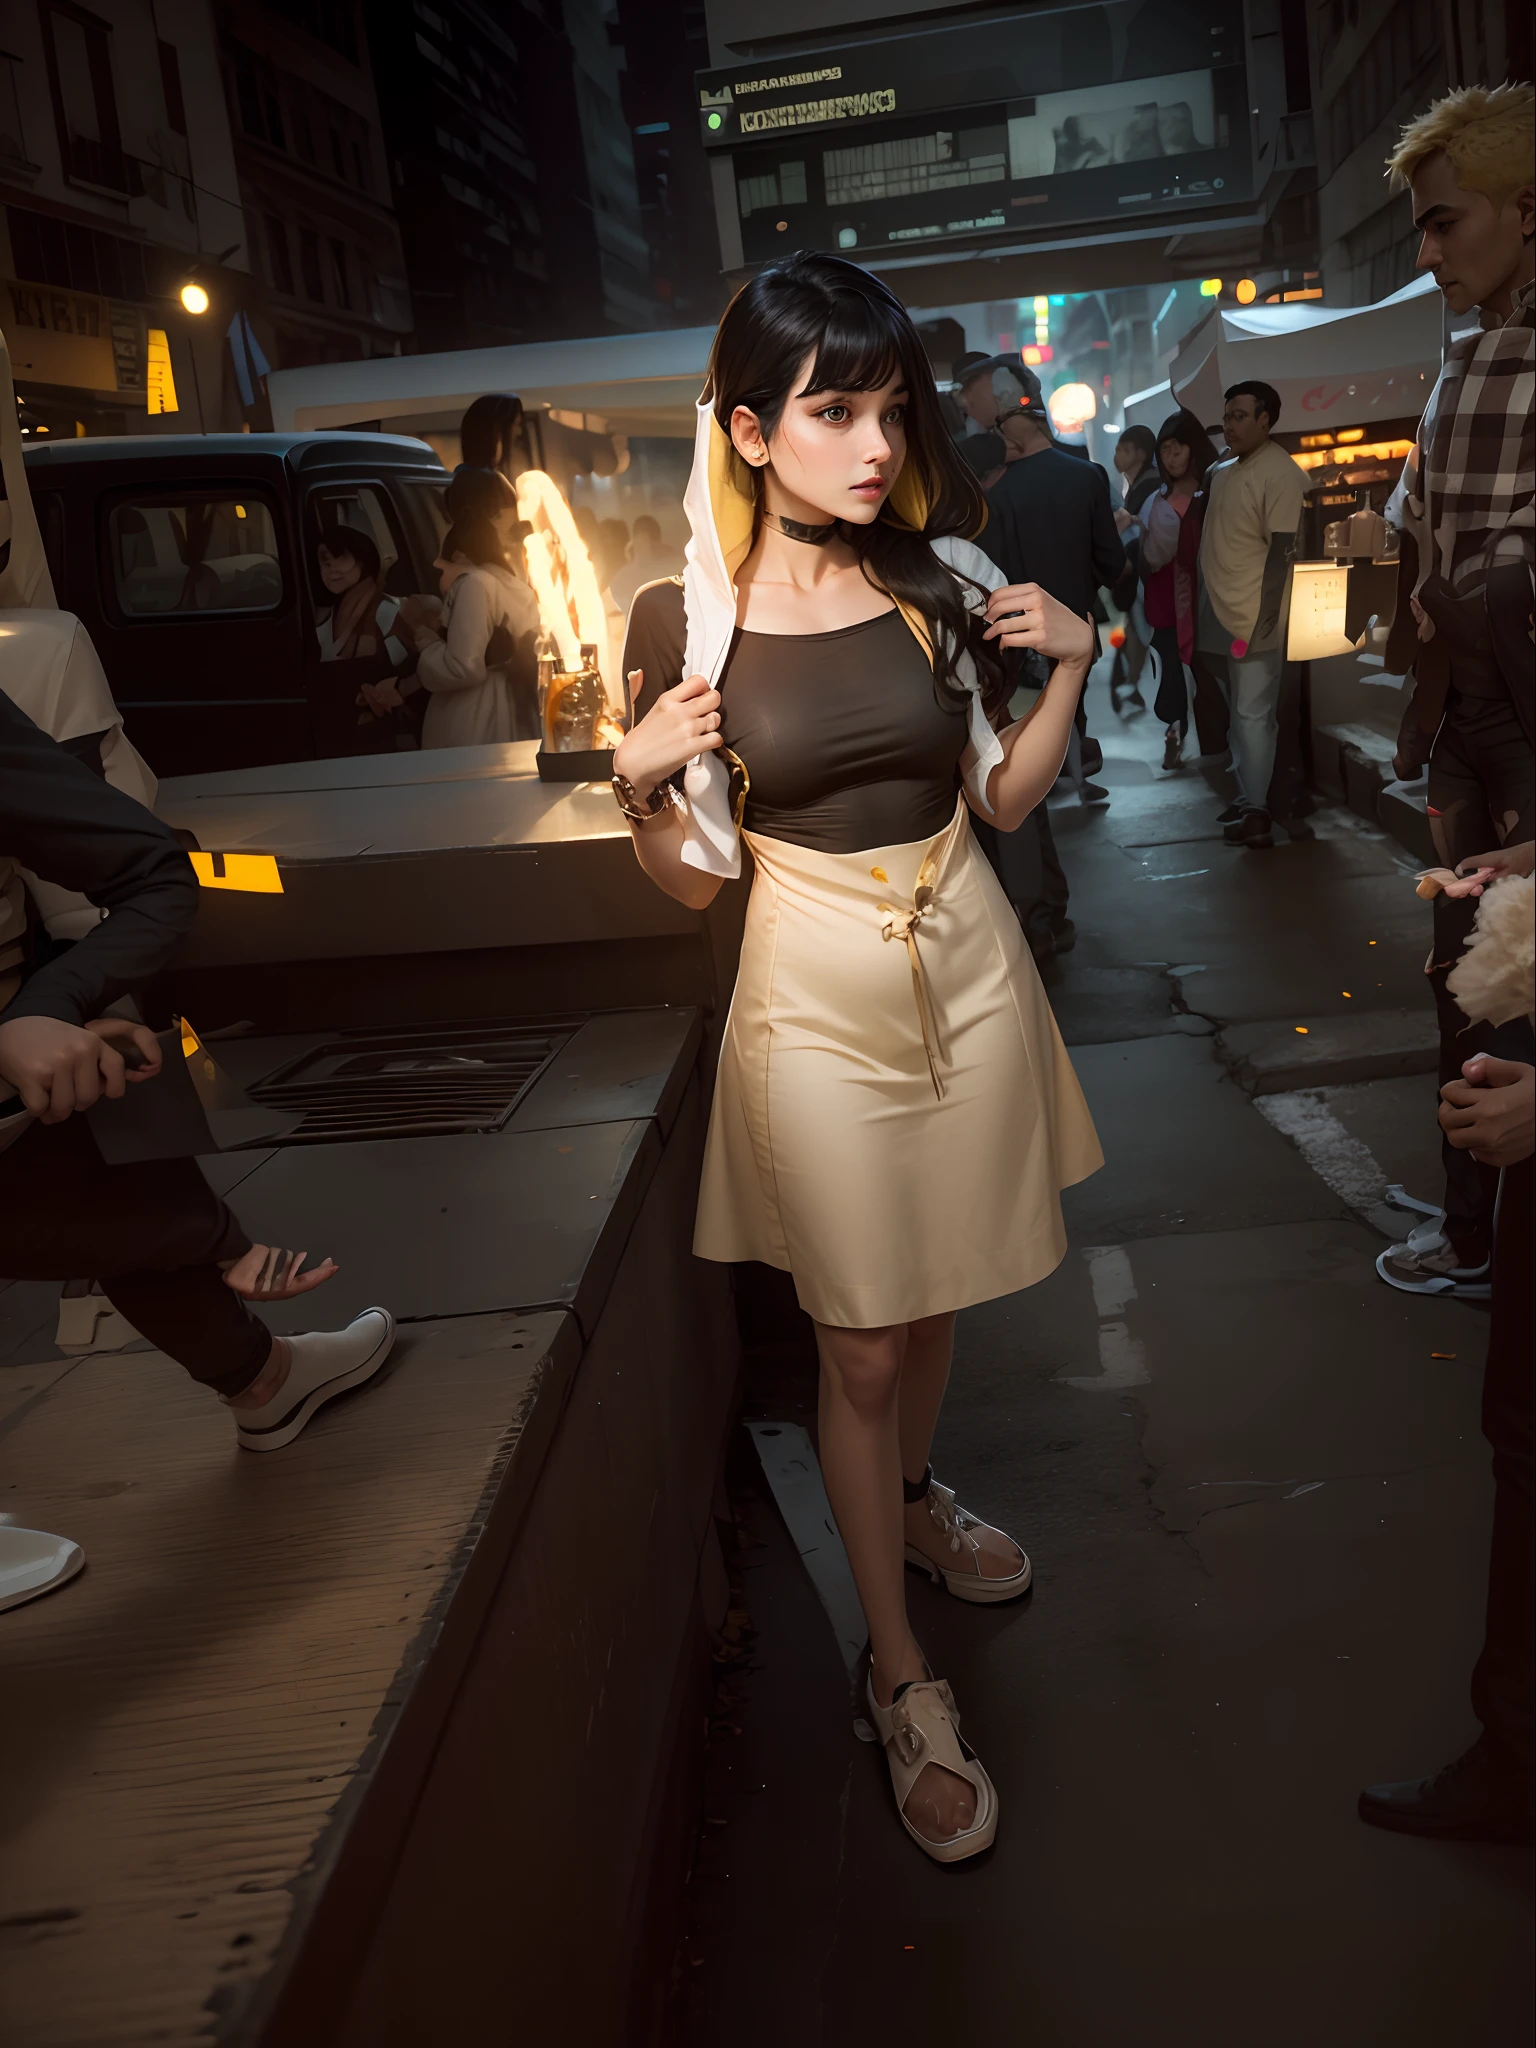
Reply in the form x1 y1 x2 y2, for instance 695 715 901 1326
819 404 849 423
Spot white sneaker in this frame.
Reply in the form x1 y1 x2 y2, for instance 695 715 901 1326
1376 1231 1491 1300
0 1524 85 1614
227 1307 396 1452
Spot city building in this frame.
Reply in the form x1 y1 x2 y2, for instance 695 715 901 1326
611 0 729 327
213 0 414 397
0 0 246 437
363 0 661 351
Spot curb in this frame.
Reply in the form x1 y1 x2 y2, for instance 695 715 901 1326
1216 1007 1440 1095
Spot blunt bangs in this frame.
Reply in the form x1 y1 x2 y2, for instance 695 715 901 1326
797 294 906 400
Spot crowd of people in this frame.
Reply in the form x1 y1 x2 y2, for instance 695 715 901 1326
940 334 1322 964
0 78 1529 1864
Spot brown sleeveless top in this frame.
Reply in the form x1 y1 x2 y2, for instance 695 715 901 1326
621 578 967 856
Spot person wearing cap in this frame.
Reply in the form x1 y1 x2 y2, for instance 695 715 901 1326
977 357 1126 645
977 354 1124 810
964 361 1125 963
951 352 1000 435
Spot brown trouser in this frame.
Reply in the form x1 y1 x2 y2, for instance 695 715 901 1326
0 1114 268 1398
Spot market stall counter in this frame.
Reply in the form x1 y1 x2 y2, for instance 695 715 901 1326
0 744 748 2045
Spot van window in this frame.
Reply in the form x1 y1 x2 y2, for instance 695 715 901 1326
305 482 415 599
398 478 449 569
108 495 282 615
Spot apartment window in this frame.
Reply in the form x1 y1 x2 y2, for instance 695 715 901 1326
264 213 295 295
47 3 138 195
1 50 34 176
232 44 285 150
7 202 168 300
299 227 324 302
157 39 186 134
329 237 351 309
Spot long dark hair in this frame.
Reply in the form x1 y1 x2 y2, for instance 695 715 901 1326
707 252 1007 721
441 516 507 570
460 393 524 471
1156 409 1219 490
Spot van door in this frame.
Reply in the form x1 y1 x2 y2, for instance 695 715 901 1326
96 480 309 776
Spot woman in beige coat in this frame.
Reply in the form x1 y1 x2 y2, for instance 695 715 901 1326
408 517 540 748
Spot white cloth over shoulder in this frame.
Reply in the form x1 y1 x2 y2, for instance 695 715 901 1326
0 608 156 946
675 400 1007 878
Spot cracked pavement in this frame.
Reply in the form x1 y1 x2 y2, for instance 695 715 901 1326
682 663 1532 2047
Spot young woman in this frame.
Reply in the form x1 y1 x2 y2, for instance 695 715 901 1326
1107 424 1160 714
1141 410 1221 770
313 527 417 752
405 517 541 748
616 253 1102 1863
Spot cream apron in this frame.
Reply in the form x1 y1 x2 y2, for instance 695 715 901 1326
694 796 1103 1328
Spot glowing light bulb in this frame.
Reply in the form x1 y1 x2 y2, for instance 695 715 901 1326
180 282 209 315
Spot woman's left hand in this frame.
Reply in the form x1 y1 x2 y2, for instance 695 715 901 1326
983 583 1094 666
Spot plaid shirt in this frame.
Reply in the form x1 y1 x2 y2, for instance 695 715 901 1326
1396 277 1534 597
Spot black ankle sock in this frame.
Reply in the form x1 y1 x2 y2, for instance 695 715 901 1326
903 1464 933 1505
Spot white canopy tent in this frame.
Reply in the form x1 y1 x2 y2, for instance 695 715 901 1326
1166 272 1443 432
1123 380 1173 433
266 327 717 441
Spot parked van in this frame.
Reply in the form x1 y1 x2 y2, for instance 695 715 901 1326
22 432 451 777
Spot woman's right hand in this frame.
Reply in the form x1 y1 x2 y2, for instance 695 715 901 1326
613 670 723 792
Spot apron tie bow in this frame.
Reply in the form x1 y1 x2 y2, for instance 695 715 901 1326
879 860 946 1099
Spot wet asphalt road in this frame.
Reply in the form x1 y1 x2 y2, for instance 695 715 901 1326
682 664 1533 2047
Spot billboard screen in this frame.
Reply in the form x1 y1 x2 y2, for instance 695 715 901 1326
697 4 1249 264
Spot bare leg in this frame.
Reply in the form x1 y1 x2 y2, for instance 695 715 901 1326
896 1309 956 1486
814 1317 976 1842
219 1244 338 1409
898 1310 1026 1581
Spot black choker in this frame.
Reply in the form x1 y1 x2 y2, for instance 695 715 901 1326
763 511 838 546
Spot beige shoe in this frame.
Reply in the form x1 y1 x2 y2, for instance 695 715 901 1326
866 1672 998 1864
904 1478 1033 1604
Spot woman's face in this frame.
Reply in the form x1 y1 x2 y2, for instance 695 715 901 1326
732 352 909 526
1159 437 1192 483
318 545 361 595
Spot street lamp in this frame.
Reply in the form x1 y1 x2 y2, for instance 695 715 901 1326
1047 381 1097 434
180 281 210 316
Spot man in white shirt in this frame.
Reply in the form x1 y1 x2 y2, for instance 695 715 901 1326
1197 380 1307 848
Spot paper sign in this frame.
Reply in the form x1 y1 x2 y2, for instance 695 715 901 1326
1287 562 1355 661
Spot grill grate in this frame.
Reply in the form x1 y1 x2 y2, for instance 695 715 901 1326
246 1022 571 1144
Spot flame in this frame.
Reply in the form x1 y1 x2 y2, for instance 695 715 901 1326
515 470 616 698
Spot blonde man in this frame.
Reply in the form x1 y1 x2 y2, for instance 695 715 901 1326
1360 82 1533 1850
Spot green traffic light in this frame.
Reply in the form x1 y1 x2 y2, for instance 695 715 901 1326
708 111 723 130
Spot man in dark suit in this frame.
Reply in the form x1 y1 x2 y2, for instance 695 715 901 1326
970 359 1125 964
978 360 1127 634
